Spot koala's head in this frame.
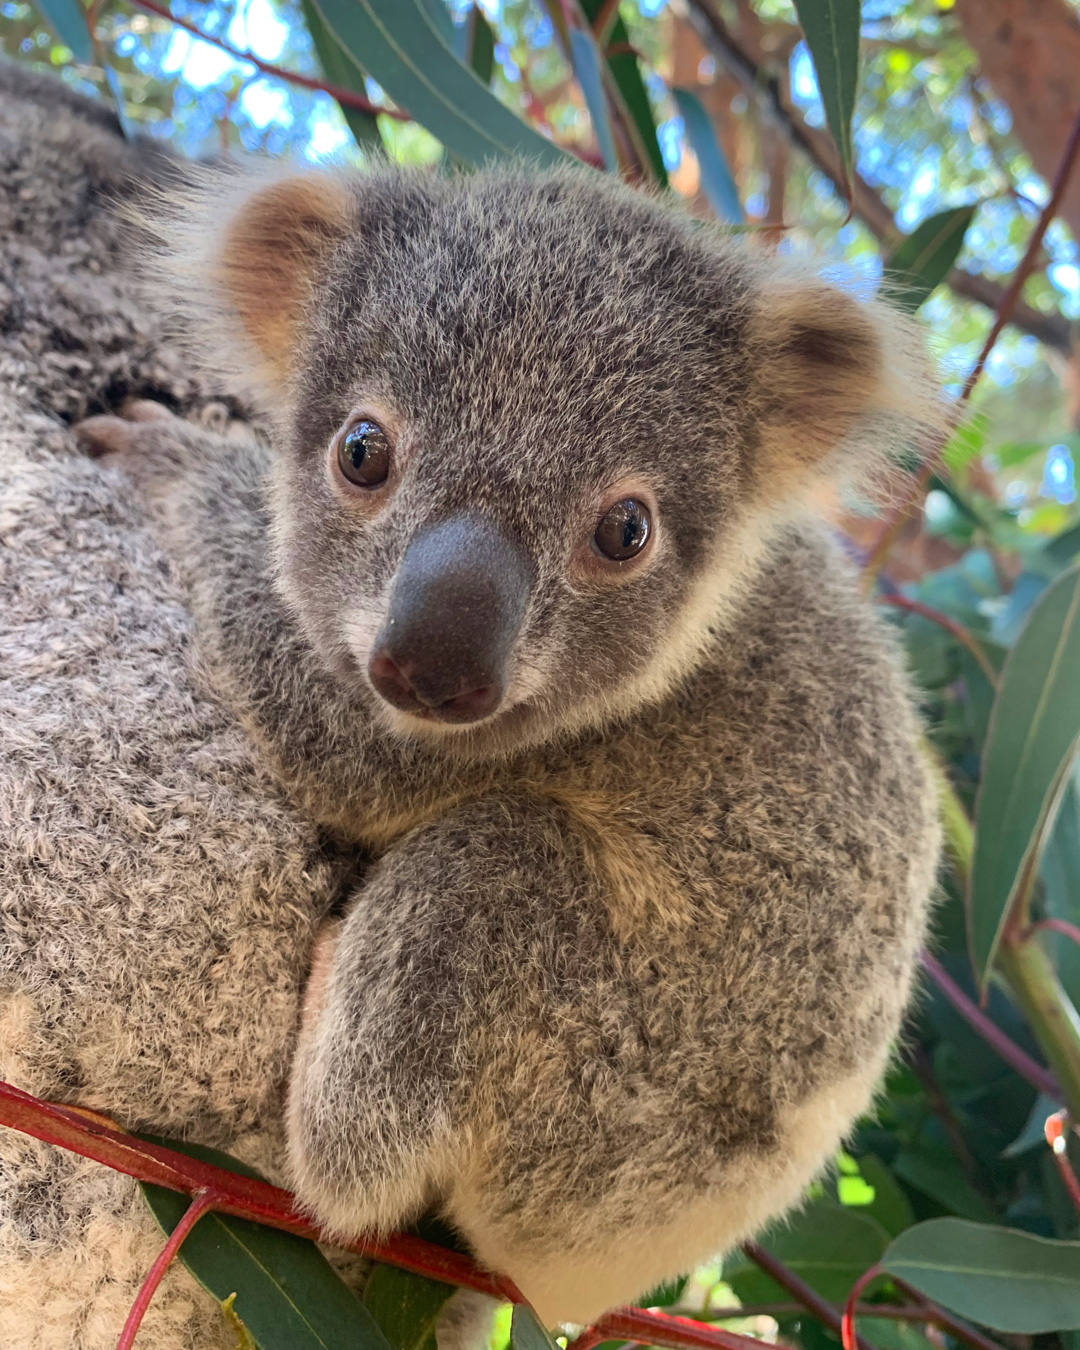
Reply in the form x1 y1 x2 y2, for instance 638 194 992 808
165 162 940 758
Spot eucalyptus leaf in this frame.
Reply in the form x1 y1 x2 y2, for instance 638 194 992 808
363 1262 454 1350
301 0 382 148
882 1217 1080 1332
306 0 569 168
724 1203 889 1304
970 564 1080 984
884 205 977 313
791 0 861 192
140 1137 391 1350
579 0 668 185
568 27 618 172
510 1304 560 1350
36 0 92 62
466 5 495 86
891 1148 999 1223
671 88 743 224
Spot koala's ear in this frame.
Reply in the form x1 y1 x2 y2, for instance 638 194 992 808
144 167 354 407
215 174 353 385
745 274 942 496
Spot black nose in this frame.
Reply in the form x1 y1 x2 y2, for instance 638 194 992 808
368 513 533 725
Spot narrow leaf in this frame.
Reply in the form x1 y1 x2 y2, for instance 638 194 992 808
363 1262 455 1350
884 206 977 313
307 0 569 168
791 0 861 194
36 0 92 62
1047 521 1080 570
881 1218 1080 1333
671 88 743 224
970 564 1080 984
510 1305 560 1350
466 5 495 86
568 27 619 172
140 1137 392 1350
301 0 382 149
578 0 668 186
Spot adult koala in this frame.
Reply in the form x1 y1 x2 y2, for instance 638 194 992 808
0 65 347 1348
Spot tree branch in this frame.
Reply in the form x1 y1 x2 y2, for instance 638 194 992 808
683 0 1073 352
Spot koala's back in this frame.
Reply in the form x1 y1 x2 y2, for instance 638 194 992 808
0 67 347 1350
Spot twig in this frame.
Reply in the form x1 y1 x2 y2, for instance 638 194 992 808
890 1281 1005 1350
877 594 999 688
115 1192 215 1350
920 951 1060 1098
863 98 1080 579
1030 917 1080 950
841 1268 885 1350
1045 1111 1080 1219
909 1044 988 1198
565 1308 767 1350
741 1243 874 1350
120 0 410 120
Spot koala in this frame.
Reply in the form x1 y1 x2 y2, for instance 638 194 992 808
77 156 945 1328
0 64 357 1350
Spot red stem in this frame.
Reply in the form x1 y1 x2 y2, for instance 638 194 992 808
864 97 1080 579
1046 1112 1080 1219
119 0 410 119
920 950 1060 1098
742 1242 875 1350
890 1280 1005 1350
115 1191 215 1350
877 593 999 687
1030 917 1080 950
841 1267 885 1350
567 1309 772 1350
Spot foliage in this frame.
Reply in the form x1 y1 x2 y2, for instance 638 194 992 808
4 0 1080 1347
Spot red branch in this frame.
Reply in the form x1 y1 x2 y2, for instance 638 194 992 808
0 1081 765 1350
1046 1112 1080 1219
864 97 1080 580
1031 917 1080 950
841 1267 885 1350
920 951 1060 1098
116 1192 215 1350
743 1242 875 1350
877 593 999 687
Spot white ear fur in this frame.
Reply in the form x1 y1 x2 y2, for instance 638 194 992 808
137 163 353 411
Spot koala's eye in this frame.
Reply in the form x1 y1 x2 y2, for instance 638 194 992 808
337 419 390 488
594 498 651 561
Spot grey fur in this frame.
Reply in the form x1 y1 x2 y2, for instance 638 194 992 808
0 66 348 1348
79 156 944 1322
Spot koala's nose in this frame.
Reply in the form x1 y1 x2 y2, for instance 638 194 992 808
368 513 533 725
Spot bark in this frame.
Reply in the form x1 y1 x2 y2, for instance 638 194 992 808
955 0 1080 242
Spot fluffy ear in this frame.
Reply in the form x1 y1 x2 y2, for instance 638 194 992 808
142 167 353 408
745 272 945 498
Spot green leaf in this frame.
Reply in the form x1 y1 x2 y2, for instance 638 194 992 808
881 1217 1080 1332
1003 1092 1061 1157
851 1154 917 1236
466 5 495 86
307 0 569 168
883 206 977 313
363 1263 455 1350
510 1305 560 1350
891 1148 999 1223
301 0 383 149
568 27 619 172
139 1137 391 1350
578 0 668 186
725 1204 889 1304
791 0 861 193
37 0 93 62
970 564 1080 984
1047 522 1080 570
671 88 743 224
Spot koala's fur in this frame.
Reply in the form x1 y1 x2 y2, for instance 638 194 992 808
74 151 946 1325
0 65 351 1348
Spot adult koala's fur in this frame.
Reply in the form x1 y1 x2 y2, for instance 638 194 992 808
78 153 945 1325
0 66 348 1348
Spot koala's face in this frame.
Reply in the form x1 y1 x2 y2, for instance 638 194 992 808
204 165 919 757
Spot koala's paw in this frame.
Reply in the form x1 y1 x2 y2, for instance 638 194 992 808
76 398 178 460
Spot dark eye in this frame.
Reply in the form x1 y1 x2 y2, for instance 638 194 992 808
337 419 390 488
594 498 651 561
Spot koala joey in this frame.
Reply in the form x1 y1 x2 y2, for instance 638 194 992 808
78 161 943 1327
